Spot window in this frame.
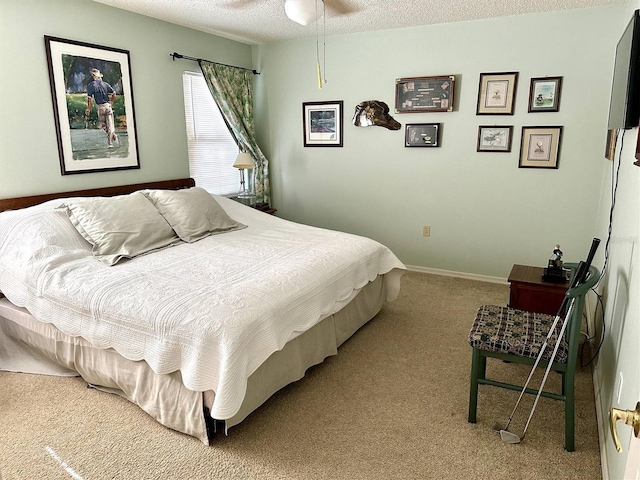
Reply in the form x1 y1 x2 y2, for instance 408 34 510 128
182 71 239 196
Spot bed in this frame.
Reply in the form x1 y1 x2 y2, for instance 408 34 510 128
0 178 405 444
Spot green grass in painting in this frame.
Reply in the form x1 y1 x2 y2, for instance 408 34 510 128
66 94 127 130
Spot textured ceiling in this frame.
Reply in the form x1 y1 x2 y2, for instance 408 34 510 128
93 0 624 45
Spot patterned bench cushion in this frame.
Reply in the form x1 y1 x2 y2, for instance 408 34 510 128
468 305 568 364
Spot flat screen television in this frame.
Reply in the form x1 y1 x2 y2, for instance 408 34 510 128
607 9 640 130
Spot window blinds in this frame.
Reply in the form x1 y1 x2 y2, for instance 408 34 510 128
182 71 239 196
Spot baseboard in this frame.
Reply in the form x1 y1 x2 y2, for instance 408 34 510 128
405 265 508 285
409 262 608 476
593 365 610 480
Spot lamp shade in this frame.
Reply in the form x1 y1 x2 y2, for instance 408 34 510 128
233 152 255 169
284 0 321 26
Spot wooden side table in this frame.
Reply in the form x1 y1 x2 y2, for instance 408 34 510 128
233 197 277 215
252 203 277 215
508 264 568 315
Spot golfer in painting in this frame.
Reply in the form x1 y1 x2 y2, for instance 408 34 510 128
85 68 118 147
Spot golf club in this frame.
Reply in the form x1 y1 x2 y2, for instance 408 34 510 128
492 238 600 444
490 297 574 434
499 298 575 443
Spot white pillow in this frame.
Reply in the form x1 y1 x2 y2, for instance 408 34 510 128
59 191 180 265
142 187 246 242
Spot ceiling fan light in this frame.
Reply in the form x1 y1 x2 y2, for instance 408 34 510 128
284 0 321 26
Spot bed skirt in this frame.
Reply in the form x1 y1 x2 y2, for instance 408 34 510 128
0 273 394 444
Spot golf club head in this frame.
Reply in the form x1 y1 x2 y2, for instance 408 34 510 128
500 430 522 444
491 422 504 433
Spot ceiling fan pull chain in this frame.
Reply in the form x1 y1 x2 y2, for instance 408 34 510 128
316 0 322 89
322 0 327 85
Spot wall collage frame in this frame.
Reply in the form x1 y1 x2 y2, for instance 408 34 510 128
303 71 568 169
472 72 564 169
390 71 565 169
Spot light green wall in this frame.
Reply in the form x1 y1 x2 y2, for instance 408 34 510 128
1 2 637 473
595 127 639 480
254 6 626 279
593 5 639 479
0 0 252 198
254 12 639 474
0 0 625 279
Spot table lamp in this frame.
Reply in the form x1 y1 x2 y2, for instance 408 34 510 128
233 152 255 199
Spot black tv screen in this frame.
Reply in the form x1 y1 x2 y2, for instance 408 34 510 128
607 9 640 130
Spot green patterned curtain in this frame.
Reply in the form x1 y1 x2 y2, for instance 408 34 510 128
198 60 270 204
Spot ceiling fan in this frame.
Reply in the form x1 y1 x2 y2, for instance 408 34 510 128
223 0 358 26
225 0 359 88
284 0 357 25
282 1 360 88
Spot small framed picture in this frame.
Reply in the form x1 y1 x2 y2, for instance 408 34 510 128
519 126 563 169
405 123 441 147
476 72 518 115
302 100 343 147
477 126 513 152
528 76 563 112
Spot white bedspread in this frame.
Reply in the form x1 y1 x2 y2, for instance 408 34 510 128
0 195 405 419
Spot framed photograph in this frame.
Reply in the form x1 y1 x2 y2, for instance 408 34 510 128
519 126 563 169
528 76 563 112
476 72 519 115
605 129 618 161
636 128 640 166
405 123 441 147
44 36 139 175
302 100 343 147
395 76 455 113
477 126 513 152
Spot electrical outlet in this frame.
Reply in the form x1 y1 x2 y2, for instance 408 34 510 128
422 225 431 237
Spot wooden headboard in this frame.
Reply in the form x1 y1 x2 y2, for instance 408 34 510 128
0 178 195 213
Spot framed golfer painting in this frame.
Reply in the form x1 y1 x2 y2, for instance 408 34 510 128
44 36 140 175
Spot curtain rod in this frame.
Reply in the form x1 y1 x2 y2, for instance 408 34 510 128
170 52 260 75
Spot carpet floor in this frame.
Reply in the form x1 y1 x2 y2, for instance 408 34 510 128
0 271 601 479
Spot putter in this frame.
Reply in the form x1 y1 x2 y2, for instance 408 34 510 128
491 298 574 434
